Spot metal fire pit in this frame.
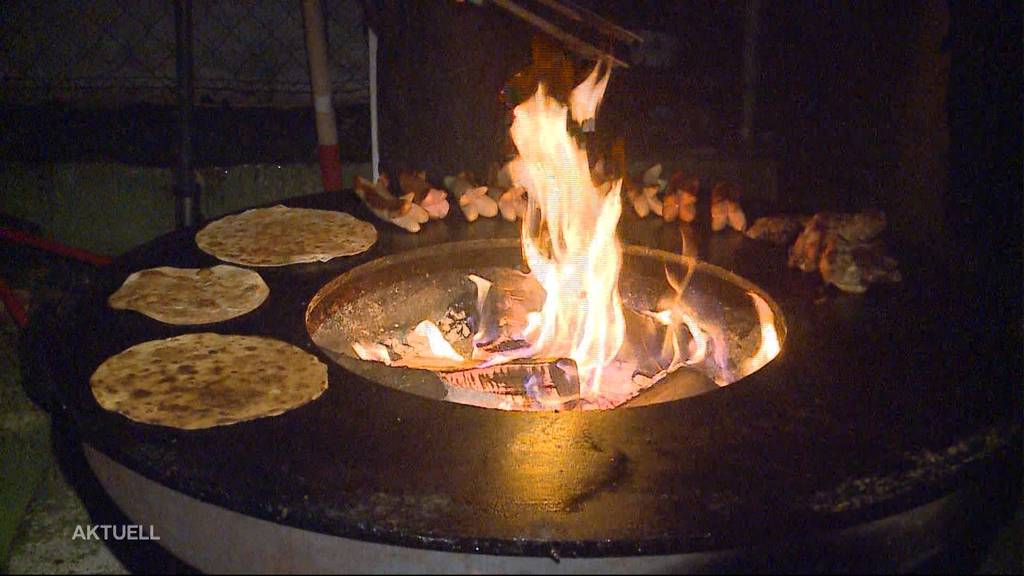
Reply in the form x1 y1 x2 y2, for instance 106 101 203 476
305 238 785 409
24 192 1021 572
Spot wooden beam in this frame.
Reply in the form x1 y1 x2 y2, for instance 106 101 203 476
490 0 628 68
439 358 580 410
530 0 643 44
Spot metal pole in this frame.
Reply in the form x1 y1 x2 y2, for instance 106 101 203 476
302 0 343 193
740 0 761 147
174 0 198 227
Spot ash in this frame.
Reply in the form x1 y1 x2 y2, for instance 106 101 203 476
437 307 473 343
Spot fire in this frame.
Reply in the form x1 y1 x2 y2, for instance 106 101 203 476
568 60 611 126
739 292 781 377
409 320 466 364
352 320 465 370
348 61 784 410
498 67 627 402
660 262 708 366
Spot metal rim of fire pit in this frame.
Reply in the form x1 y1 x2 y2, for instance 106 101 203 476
30 193 1020 566
304 237 788 409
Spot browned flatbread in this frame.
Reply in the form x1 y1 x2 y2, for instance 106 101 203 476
90 334 328 430
108 265 269 325
196 205 377 266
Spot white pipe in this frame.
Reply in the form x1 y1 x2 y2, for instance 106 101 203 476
369 28 379 182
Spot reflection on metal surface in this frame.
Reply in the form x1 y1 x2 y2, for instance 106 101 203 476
495 415 623 513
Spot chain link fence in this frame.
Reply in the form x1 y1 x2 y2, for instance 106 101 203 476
0 0 369 108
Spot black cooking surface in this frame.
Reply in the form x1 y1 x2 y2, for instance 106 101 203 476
33 192 1021 557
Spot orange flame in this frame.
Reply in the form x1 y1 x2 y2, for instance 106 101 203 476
739 292 781 377
503 69 627 401
568 59 611 126
662 263 708 366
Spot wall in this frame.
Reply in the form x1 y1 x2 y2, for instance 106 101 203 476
0 162 371 256
1 0 368 108
759 1 951 248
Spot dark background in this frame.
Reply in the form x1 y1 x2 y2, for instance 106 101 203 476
370 1 1020 262
2 1 1020 262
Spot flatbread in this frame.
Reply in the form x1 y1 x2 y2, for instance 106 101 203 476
196 205 377 266
90 333 328 430
108 265 269 325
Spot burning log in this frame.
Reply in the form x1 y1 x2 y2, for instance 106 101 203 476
467 269 545 354
438 358 580 411
399 171 450 220
354 174 430 232
745 214 810 245
789 210 901 293
620 307 684 376
710 182 746 232
444 172 499 222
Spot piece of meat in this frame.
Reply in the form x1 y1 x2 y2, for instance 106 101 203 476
399 171 450 220
745 215 810 245
445 172 498 222
711 182 746 232
438 358 580 411
790 210 900 293
498 186 527 221
788 213 830 271
354 175 429 232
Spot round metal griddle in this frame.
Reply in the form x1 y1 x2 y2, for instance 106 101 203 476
29 192 1021 570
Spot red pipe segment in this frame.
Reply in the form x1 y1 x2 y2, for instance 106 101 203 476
0 277 28 328
0 227 112 267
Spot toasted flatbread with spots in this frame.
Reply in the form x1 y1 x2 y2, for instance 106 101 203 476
196 205 377 266
90 333 328 430
108 265 269 325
